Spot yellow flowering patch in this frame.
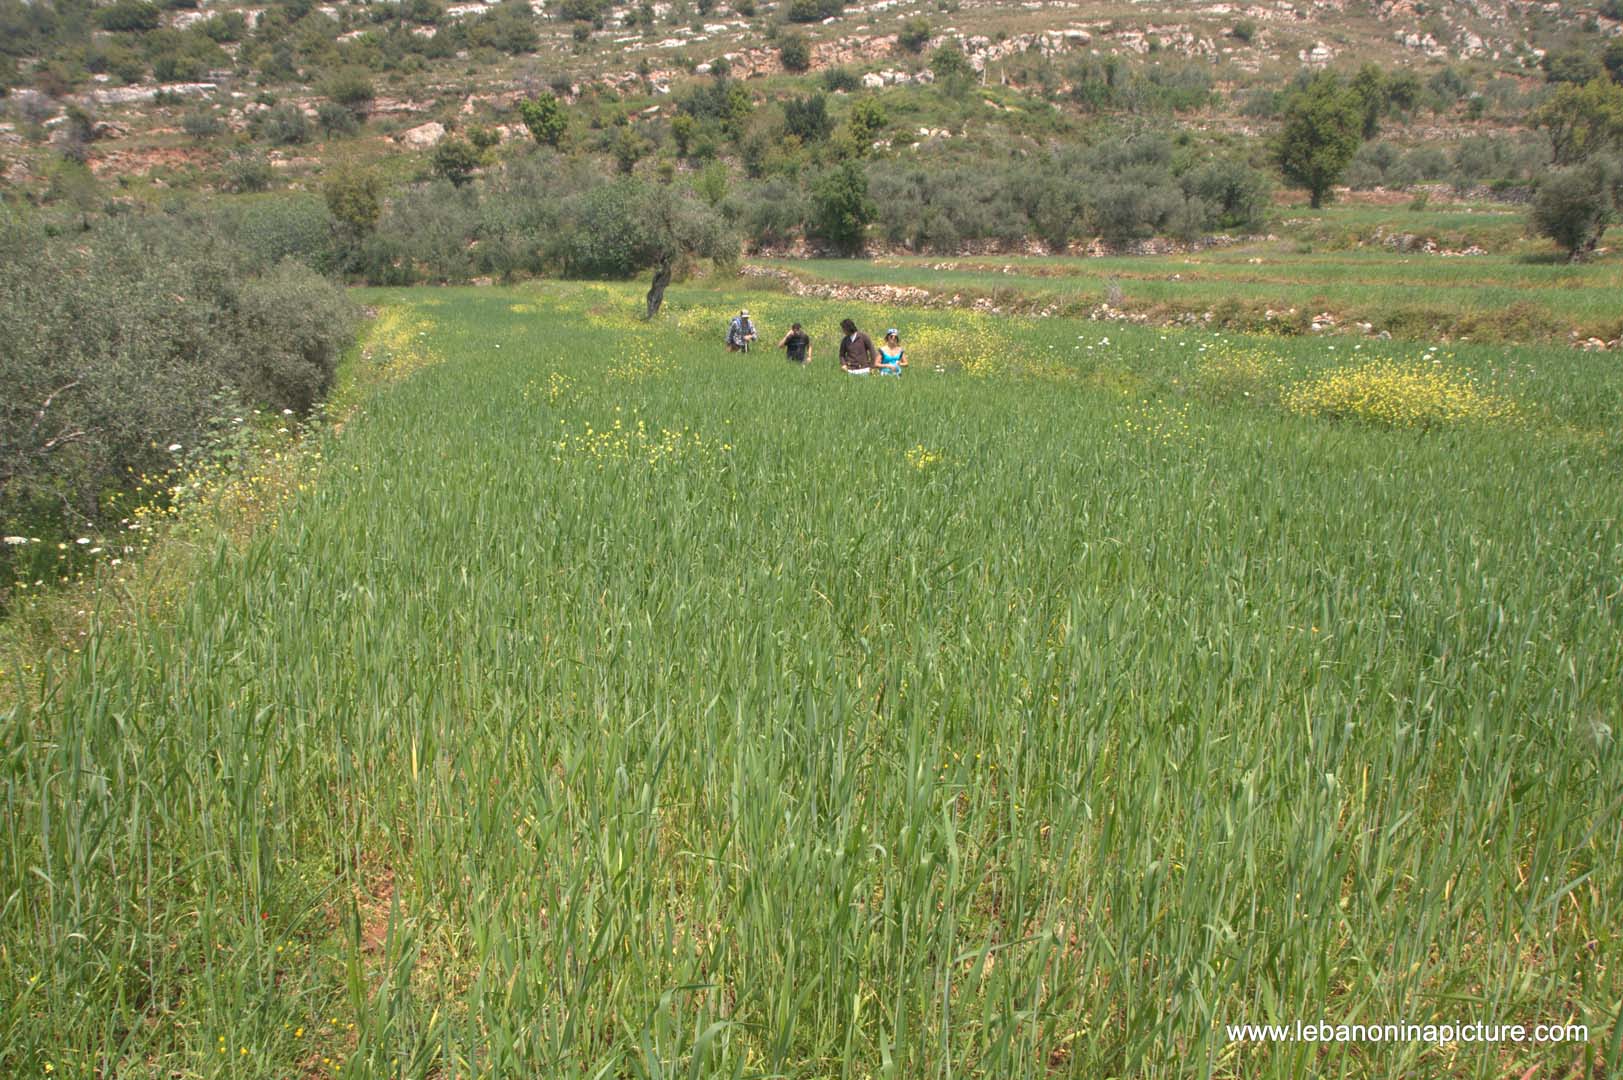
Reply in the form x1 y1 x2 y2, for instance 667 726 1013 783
904 316 1077 382
606 339 674 381
675 303 737 338
358 307 441 380
1120 399 1194 445
904 444 942 470
558 284 649 332
523 371 574 406
1195 344 1289 401
907 318 1007 377
673 301 794 343
330 306 445 415
1282 359 1519 428
551 414 728 468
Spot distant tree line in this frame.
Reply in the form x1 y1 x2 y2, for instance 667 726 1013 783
1266 63 1623 258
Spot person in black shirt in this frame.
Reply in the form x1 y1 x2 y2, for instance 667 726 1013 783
778 322 812 364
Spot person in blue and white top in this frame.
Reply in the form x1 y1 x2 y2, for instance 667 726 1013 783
876 329 907 375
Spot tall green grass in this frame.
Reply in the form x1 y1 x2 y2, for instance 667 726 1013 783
2 283 1619 1078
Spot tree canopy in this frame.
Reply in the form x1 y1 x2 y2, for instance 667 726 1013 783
1274 72 1365 208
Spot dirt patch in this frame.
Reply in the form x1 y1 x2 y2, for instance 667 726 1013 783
89 144 210 178
353 865 395 955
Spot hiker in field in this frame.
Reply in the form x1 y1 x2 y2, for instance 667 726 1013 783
778 322 813 364
726 308 758 352
876 328 907 376
838 318 877 375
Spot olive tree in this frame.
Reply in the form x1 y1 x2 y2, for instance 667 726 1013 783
1530 159 1617 261
557 179 735 317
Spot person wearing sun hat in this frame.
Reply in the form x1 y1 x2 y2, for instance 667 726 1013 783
726 308 758 352
876 327 907 375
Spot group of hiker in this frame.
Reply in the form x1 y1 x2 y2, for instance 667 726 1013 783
727 309 908 376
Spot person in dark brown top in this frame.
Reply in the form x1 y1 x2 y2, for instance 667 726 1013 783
838 318 877 375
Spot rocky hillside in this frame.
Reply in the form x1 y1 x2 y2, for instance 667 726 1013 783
2 0 1617 191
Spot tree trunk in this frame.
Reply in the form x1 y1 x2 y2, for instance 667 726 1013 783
645 257 673 319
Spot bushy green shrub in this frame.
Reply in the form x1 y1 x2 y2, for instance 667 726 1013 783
97 0 160 32
370 180 483 281
467 0 538 53
518 92 568 146
557 178 653 276
808 161 873 253
897 17 931 53
677 77 752 130
783 93 832 142
821 67 860 93
778 30 811 73
1181 157 1271 231
222 148 275 193
551 0 608 23
226 260 357 413
89 41 149 84
432 137 484 185
1530 159 1617 260
320 66 375 111
1543 49 1603 86
786 0 843 24
199 10 247 42
317 100 360 135
212 193 340 275
151 50 207 82
0 213 355 557
733 177 807 249
182 108 225 140
930 43 974 99
255 103 312 145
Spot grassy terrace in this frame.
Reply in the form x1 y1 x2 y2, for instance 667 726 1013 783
756 212 1623 343
2 283 1619 1078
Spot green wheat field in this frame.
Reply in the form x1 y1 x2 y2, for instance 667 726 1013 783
3 282 1621 1078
